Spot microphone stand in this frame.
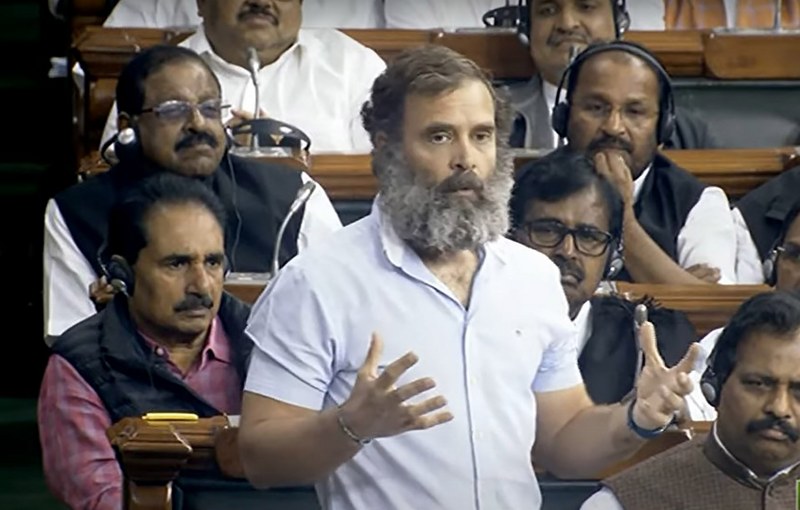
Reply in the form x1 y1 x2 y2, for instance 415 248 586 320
248 47 261 153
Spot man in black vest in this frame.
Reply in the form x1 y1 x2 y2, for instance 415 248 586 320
38 173 253 510
731 167 800 284
511 148 698 406
43 44 341 342
532 39 736 285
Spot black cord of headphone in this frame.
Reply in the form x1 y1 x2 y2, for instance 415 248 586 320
225 150 243 273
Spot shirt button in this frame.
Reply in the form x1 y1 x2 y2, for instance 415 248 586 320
469 376 479 385
155 347 165 357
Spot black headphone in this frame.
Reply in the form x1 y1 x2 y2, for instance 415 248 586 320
516 0 630 45
763 242 781 287
550 40 676 145
96 242 136 297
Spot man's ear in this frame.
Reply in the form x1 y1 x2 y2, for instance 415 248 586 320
374 131 389 150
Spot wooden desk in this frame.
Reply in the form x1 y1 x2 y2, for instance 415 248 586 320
614 283 770 337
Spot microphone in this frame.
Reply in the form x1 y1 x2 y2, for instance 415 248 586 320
224 181 317 288
633 303 648 382
246 47 261 152
568 45 579 66
271 180 317 277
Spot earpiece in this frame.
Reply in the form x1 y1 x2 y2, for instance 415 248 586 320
107 254 135 297
763 244 779 286
550 40 676 145
515 0 630 46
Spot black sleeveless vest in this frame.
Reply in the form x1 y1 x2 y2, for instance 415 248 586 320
615 154 707 282
54 153 305 276
579 295 697 404
50 292 252 423
736 166 800 261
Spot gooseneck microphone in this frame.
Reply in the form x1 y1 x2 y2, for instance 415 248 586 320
633 303 648 382
246 46 261 151
271 180 317 277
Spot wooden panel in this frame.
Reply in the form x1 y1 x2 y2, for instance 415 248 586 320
705 32 800 79
614 283 770 337
340 28 433 62
78 147 800 201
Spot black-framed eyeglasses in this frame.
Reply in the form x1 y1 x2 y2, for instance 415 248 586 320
777 244 800 264
139 99 230 122
520 219 614 257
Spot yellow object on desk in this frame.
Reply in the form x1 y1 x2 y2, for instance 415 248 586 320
142 412 199 421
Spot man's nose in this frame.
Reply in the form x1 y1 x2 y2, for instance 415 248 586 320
765 387 793 421
555 232 578 256
601 109 626 137
186 262 213 293
450 135 478 172
555 7 580 31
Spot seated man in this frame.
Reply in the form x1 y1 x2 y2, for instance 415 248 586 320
100 0 387 153
732 167 800 284
582 290 800 510
665 0 800 30
510 149 699 406
506 0 714 150
517 40 736 284
39 173 252 509
104 0 384 28
45 45 341 340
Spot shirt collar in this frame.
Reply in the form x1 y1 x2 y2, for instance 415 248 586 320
542 78 559 111
705 421 800 488
572 301 593 353
137 316 232 367
632 163 653 203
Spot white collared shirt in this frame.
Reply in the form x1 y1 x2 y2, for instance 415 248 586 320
244 200 582 510
573 300 594 354
100 27 386 154
103 0 385 29
42 170 342 340
632 165 738 284
732 206 766 284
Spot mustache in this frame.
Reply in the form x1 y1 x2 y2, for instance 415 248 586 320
547 30 589 47
435 170 485 194
239 1 278 23
175 131 218 151
588 135 633 154
173 293 214 312
552 255 584 283
747 415 800 442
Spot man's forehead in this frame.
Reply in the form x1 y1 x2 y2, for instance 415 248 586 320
404 82 495 125
143 205 223 246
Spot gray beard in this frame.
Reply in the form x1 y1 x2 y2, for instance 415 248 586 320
374 142 515 258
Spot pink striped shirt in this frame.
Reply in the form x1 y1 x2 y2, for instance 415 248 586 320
37 317 242 510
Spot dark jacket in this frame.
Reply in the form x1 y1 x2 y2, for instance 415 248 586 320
580 294 697 404
51 292 252 423
55 152 305 277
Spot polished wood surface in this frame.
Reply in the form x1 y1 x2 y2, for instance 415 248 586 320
79 147 800 201
614 283 770 337
704 32 800 79
107 415 242 510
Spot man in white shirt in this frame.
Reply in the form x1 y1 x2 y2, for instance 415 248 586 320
510 147 708 417
582 289 800 510
100 0 387 154
237 44 699 510
45 45 341 342
523 39 736 284
505 0 713 151
103 0 385 29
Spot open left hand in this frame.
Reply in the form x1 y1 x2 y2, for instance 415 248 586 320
631 322 700 430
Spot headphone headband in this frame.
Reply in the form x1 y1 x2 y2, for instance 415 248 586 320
550 40 676 145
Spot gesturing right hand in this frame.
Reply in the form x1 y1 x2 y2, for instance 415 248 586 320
338 332 453 442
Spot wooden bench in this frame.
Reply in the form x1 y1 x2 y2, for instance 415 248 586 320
70 27 800 158
77 146 800 201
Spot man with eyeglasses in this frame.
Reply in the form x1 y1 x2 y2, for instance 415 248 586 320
511 148 698 407
44 45 341 342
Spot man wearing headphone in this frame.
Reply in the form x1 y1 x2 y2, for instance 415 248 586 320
506 0 714 151
582 290 800 510
527 40 737 285
511 149 697 405
44 45 341 341
38 173 256 509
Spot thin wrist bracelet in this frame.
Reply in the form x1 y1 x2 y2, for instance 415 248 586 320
336 406 372 446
